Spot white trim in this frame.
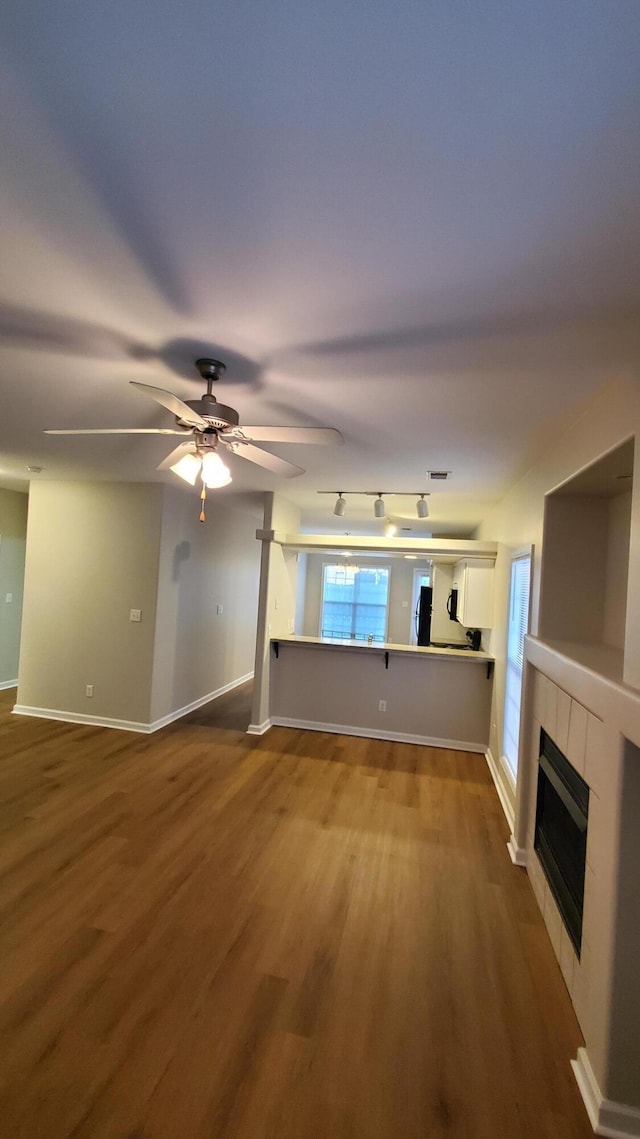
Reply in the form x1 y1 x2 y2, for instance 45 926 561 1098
484 746 516 831
246 718 273 735
500 752 517 794
270 716 486 752
319 559 391 644
0 678 17 691
507 835 527 865
12 705 153 733
149 672 254 732
572 1047 640 1138
12 672 254 735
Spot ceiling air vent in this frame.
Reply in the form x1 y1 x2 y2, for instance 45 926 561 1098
428 470 450 480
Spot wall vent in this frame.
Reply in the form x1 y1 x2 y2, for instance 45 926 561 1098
428 470 450 480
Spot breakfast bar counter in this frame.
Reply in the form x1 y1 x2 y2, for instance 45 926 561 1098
269 636 494 750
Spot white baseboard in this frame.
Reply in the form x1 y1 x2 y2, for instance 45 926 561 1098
13 704 152 733
12 671 254 735
572 1047 640 1137
269 716 486 752
246 719 272 735
0 679 18 691
507 835 527 865
484 747 516 831
149 672 254 732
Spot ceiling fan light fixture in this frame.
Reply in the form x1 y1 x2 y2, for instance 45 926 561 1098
373 495 385 518
170 452 201 485
334 493 346 517
201 450 232 488
416 495 429 519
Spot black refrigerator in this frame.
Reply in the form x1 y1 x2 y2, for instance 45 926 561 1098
415 586 433 646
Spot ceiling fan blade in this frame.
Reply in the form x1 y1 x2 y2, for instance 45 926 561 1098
157 440 197 470
44 427 189 435
221 425 343 445
225 440 304 478
129 381 208 429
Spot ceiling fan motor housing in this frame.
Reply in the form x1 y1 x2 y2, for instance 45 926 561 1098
180 358 239 429
179 395 240 430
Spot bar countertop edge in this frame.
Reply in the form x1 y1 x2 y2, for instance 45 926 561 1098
271 635 493 663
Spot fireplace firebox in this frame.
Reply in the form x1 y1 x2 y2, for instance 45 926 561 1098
534 730 589 956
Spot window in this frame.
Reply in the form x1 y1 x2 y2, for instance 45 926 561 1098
503 554 531 778
320 564 390 642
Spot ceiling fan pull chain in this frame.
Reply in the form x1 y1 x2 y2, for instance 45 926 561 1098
199 483 206 523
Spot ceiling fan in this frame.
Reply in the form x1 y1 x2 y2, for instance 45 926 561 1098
46 358 343 507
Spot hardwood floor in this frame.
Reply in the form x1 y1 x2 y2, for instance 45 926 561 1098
0 684 593 1138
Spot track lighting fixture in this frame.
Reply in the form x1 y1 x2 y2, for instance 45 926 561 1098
318 490 431 524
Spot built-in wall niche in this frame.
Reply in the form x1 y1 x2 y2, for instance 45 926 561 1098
538 437 634 683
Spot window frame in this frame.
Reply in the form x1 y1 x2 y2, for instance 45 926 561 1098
502 550 532 781
319 560 391 644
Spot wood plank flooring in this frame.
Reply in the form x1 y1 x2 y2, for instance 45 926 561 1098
0 684 593 1138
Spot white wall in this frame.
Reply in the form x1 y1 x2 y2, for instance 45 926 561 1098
271 642 492 748
17 481 261 727
150 489 261 722
475 374 640 1118
249 492 301 731
18 482 163 723
539 495 609 645
604 491 632 649
475 375 640 764
0 488 28 686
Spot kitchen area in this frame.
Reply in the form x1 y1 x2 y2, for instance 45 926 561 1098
249 524 497 751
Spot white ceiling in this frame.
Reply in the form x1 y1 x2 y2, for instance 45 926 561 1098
1 1 640 535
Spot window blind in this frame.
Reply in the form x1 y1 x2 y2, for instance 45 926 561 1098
503 555 531 778
320 564 390 642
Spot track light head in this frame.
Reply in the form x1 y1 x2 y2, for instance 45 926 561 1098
334 493 346 517
416 494 429 519
373 495 385 518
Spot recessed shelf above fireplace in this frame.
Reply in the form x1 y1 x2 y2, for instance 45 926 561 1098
538 437 635 687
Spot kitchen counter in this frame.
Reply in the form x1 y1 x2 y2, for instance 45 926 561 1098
271 634 492 663
268 636 493 750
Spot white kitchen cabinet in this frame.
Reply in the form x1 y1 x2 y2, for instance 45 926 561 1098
453 558 494 628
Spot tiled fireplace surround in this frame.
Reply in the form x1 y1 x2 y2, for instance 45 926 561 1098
516 638 640 1138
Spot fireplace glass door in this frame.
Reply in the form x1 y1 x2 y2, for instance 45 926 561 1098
534 730 589 955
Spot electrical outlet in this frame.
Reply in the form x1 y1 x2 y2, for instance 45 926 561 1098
86 684 94 697
129 609 141 622
5 593 12 603
378 699 387 712
216 604 223 615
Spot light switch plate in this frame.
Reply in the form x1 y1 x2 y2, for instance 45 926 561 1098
5 593 12 603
